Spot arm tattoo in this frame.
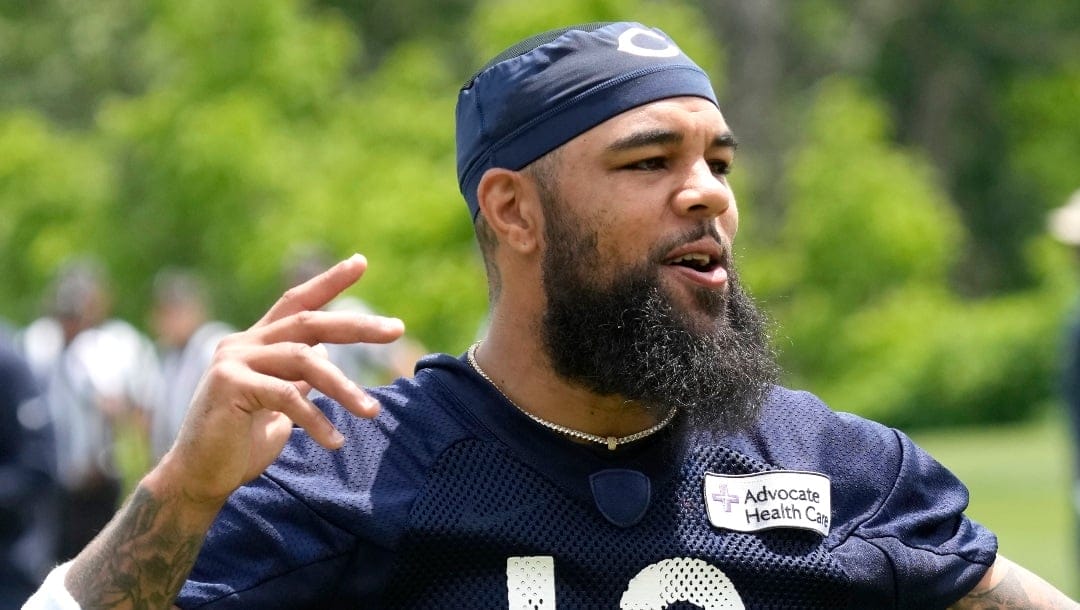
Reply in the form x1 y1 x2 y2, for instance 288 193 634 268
960 567 1032 609
953 561 1078 610
67 485 207 610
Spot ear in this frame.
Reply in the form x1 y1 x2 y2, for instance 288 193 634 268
476 168 542 254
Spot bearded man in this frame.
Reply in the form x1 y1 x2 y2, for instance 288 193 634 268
26 21 1077 610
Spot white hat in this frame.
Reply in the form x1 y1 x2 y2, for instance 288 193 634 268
1048 189 1080 246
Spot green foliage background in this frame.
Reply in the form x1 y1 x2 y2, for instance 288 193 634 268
2 0 1079 430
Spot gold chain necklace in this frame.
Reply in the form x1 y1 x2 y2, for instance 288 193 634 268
466 342 678 451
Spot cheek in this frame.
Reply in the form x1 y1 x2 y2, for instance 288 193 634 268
559 195 620 253
588 219 628 264
720 201 739 241
588 209 651 254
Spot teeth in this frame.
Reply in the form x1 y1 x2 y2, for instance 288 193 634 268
671 253 711 265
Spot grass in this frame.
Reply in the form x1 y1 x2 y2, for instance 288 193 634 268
912 409 1078 598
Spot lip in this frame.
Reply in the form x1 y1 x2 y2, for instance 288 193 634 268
661 238 729 288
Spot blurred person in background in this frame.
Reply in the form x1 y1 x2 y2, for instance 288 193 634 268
18 302 67 392
147 268 233 461
1048 187 1080 566
23 258 158 561
0 335 54 607
283 244 426 386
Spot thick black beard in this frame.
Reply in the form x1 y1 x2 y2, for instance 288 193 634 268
540 207 779 435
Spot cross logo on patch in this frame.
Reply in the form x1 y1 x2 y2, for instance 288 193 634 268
710 484 740 512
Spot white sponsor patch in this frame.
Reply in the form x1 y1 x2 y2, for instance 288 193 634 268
703 470 831 536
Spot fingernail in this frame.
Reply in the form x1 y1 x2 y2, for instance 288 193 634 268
352 386 376 410
365 396 381 412
330 429 345 446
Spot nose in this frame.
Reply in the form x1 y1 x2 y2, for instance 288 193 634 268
671 160 733 220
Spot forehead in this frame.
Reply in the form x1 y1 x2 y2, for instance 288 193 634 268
567 96 730 152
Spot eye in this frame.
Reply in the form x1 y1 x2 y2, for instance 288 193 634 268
623 157 667 171
709 159 733 176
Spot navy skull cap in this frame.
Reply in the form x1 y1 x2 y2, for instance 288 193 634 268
456 22 719 220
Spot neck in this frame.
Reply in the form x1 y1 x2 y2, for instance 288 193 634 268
476 318 664 440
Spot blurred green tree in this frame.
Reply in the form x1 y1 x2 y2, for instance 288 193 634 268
2 0 1078 427
0 0 151 127
0 112 112 319
744 78 1069 426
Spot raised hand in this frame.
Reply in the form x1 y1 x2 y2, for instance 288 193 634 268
56 254 404 610
158 253 405 506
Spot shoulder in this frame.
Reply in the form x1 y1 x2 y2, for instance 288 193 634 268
262 353 485 539
744 386 940 498
737 386 900 468
728 387 927 535
744 388 997 604
315 352 484 447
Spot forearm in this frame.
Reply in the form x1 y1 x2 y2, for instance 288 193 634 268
950 554 1079 609
64 466 224 610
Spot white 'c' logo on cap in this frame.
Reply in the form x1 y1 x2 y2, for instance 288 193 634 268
617 27 681 58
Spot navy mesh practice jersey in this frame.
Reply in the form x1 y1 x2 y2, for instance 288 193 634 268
176 353 996 609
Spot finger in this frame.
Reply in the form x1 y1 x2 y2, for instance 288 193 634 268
226 367 348 450
293 379 313 397
257 254 368 326
291 343 328 399
246 342 381 419
253 310 405 347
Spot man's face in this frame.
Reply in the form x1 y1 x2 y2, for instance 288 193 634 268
536 97 777 431
539 97 740 328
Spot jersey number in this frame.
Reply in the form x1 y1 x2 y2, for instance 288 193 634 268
507 556 745 609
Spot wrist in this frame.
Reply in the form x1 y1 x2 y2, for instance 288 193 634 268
142 455 231 522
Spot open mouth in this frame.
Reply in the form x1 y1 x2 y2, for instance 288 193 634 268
661 240 729 289
666 252 722 273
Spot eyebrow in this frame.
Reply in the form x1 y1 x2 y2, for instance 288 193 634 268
714 132 738 150
605 128 738 153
